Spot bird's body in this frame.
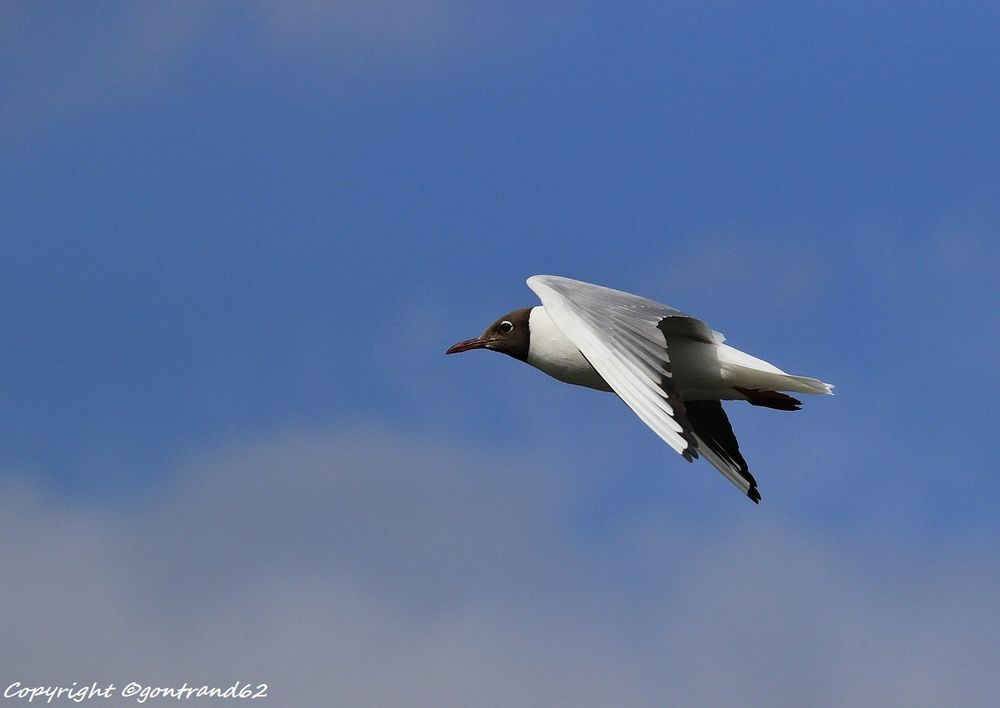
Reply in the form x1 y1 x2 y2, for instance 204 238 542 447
447 275 833 503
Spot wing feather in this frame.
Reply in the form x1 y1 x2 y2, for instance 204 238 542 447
527 275 755 500
527 275 697 457
686 400 760 502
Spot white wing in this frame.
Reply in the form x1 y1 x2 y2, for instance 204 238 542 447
527 275 757 501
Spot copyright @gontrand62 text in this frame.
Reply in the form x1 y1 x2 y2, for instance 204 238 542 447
3 682 268 704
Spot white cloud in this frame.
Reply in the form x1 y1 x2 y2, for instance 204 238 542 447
2 2 582 150
1 424 998 706
249 1 508 71
1 3 212 149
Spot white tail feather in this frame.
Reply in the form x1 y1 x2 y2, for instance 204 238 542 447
718 344 834 395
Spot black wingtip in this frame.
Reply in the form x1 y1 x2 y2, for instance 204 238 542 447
748 487 761 504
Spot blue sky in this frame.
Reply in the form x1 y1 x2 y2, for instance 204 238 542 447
3 3 999 705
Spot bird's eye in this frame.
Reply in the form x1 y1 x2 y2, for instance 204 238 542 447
499 320 513 333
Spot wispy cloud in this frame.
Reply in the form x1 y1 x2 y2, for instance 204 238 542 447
2 425 997 706
248 1 534 71
1 3 211 150
1 2 581 151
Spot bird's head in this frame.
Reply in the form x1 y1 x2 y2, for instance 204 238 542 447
445 307 532 362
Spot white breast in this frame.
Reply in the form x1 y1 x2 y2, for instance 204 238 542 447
526 306 613 391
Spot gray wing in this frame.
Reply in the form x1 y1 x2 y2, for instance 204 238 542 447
527 275 756 501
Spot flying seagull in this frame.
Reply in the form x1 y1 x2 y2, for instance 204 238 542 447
446 275 833 503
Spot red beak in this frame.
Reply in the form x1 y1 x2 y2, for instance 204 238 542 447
445 336 492 355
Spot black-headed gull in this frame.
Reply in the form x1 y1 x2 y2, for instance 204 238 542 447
446 275 833 503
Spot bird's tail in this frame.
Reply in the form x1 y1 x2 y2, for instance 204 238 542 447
726 364 834 395
718 344 834 395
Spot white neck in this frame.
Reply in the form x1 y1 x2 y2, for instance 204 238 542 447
526 307 612 391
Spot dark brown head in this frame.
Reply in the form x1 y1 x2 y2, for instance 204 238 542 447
445 307 532 362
